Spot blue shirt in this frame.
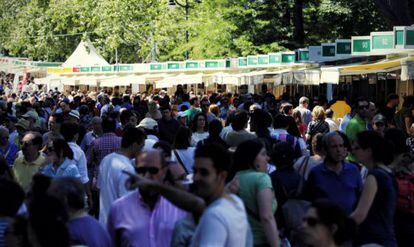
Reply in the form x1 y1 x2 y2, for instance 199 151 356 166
68 215 111 247
0 142 19 166
304 161 363 214
42 158 81 179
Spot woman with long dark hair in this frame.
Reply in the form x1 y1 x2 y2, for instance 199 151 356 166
173 127 195 174
233 140 280 247
190 112 209 147
351 131 397 247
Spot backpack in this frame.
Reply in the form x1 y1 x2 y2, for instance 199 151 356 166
396 174 414 215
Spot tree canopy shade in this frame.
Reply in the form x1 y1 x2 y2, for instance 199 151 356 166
0 0 408 63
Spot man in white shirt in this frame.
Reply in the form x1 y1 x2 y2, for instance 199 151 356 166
190 144 252 247
325 109 339 132
98 127 145 225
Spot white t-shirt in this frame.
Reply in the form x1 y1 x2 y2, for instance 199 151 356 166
172 147 196 174
142 135 159 152
98 152 134 226
68 142 89 184
191 132 209 146
325 118 339 132
191 194 253 247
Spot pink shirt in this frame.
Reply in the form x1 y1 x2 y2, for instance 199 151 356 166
107 190 187 247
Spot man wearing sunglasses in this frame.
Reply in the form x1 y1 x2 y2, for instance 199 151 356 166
98 127 145 226
107 150 187 247
12 131 46 192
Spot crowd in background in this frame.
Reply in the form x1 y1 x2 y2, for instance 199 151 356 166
0 82 414 247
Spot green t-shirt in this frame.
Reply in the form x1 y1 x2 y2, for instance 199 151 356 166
236 169 277 245
345 115 367 162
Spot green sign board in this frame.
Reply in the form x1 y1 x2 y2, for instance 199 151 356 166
91 67 101 72
102 66 113 72
396 31 404 45
336 43 351 54
167 63 180 70
185 62 199 69
258 56 269 65
372 35 393 49
238 58 247 67
282 54 295 63
269 54 281 64
36 62 62 67
150 64 163 70
322 46 336 57
353 39 370 52
299 51 309 61
205 61 218 68
80 67 90 72
113 65 133 71
407 30 414 45
247 56 258 66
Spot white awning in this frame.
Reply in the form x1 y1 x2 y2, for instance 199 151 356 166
99 75 147 87
155 73 203 88
320 67 341 84
293 69 321 85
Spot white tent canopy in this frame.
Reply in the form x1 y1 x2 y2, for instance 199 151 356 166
62 40 109 68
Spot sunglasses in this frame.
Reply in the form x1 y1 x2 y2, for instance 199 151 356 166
135 166 160 175
374 122 385 127
303 217 321 227
358 105 369 109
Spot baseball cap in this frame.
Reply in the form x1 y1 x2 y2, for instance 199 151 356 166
373 114 386 124
22 111 39 120
137 117 158 130
15 119 30 130
68 110 80 120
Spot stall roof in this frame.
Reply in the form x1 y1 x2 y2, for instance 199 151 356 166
62 40 109 68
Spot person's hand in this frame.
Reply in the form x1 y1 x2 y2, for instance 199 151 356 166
123 170 160 191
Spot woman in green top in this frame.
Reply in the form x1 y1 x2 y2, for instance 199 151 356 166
233 139 280 247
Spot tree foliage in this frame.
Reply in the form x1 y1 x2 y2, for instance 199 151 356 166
0 0 399 63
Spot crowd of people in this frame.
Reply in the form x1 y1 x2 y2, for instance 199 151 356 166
0 83 414 247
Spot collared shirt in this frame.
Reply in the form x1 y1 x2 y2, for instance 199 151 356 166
12 152 47 192
80 131 99 151
98 152 134 226
0 142 19 166
107 190 187 247
68 142 89 184
42 158 81 179
345 115 367 143
87 133 121 174
304 162 363 214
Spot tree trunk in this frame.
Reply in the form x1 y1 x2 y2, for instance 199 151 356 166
293 0 304 48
